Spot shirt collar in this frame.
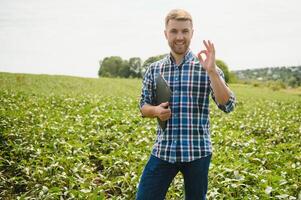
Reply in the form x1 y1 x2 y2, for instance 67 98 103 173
166 49 194 65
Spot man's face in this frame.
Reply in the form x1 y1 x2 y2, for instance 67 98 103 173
164 19 193 56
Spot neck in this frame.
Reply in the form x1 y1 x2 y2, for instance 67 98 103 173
171 50 189 65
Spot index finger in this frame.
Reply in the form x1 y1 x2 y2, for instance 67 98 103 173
203 40 210 51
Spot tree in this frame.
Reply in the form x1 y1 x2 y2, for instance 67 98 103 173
99 56 123 77
129 57 142 78
287 76 299 88
228 72 238 83
216 59 230 83
99 56 128 78
142 54 167 75
98 59 103 77
118 60 131 78
98 56 144 78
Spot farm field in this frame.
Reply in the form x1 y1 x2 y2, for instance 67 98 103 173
0 72 300 199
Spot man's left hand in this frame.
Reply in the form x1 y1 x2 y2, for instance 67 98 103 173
197 40 217 75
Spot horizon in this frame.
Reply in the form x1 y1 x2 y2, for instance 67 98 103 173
1 65 300 80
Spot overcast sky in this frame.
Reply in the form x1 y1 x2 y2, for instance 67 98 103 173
0 0 300 78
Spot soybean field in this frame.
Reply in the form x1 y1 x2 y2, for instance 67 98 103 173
0 72 300 199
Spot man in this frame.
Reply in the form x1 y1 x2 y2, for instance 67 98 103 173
137 9 235 200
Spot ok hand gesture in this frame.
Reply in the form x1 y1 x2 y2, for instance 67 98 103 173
197 40 217 74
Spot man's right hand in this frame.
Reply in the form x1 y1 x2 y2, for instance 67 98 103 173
155 102 171 121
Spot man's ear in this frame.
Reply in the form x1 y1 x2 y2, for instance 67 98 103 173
164 30 167 39
191 29 194 38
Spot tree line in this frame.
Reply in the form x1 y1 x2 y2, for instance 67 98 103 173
98 55 234 83
235 66 301 88
98 54 166 79
98 55 301 88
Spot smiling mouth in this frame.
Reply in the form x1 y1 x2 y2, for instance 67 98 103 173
175 42 185 46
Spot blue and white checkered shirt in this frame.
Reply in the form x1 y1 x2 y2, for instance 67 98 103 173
139 50 235 163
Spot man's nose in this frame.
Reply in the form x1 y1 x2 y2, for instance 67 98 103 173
176 33 184 40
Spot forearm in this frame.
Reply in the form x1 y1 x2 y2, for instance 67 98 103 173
208 69 233 105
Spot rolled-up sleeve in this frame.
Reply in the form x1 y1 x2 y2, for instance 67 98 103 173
139 65 155 110
211 68 236 113
214 92 236 113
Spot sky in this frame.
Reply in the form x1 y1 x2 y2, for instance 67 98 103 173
0 0 300 78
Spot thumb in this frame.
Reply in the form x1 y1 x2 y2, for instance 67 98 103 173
160 102 169 107
197 50 207 64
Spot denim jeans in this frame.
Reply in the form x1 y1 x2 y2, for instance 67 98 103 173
136 154 212 200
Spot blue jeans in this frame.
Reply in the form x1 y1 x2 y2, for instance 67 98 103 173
136 154 212 200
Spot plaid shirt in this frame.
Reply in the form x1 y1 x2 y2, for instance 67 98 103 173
139 50 235 163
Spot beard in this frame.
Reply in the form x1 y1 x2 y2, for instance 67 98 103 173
169 40 190 56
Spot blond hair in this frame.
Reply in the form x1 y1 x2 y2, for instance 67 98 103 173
165 9 193 27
